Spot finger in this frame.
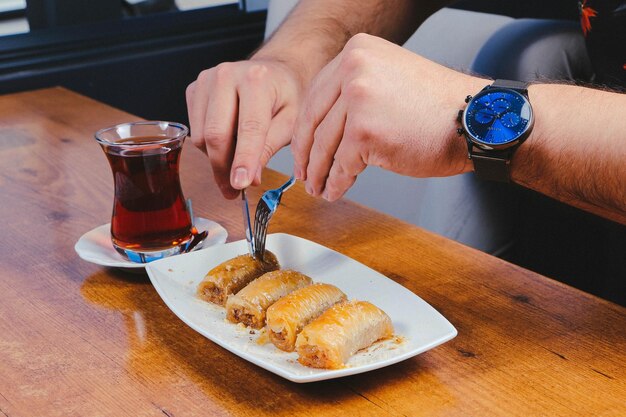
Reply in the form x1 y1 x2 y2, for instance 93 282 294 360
185 81 205 154
305 98 346 196
322 127 367 202
291 54 343 180
187 72 211 151
232 67 274 189
253 107 298 185
202 74 240 197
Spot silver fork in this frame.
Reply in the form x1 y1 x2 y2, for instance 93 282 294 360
253 175 296 259
241 189 255 257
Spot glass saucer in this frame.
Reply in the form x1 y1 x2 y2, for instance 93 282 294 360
74 217 228 269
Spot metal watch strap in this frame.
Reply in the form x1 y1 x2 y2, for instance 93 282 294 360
469 79 529 182
470 148 514 182
490 79 528 92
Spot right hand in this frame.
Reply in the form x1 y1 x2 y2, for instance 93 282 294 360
186 58 304 199
291 34 478 201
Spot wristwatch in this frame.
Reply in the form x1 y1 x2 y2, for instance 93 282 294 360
457 79 534 182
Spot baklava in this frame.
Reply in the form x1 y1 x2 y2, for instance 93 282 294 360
226 269 312 328
196 251 279 305
295 300 393 369
266 283 347 352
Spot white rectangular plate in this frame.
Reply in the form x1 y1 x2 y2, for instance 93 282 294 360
145 233 457 383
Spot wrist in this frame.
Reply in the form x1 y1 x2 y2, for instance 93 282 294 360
450 75 490 176
510 83 546 186
252 32 344 89
457 77 537 182
250 51 315 91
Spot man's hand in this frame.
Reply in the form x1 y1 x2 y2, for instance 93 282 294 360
292 33 484 201
186 58 303 199
185 0 434 200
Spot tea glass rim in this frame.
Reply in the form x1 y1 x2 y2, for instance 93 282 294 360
94 120 189 147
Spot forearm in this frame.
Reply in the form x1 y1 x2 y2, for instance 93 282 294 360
513 84 626 225
254 0 446 84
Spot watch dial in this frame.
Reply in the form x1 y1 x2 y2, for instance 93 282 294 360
464 89 531 145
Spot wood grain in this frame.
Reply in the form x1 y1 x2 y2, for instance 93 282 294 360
0 87 624 417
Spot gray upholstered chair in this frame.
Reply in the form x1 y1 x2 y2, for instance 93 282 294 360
265 2 587 255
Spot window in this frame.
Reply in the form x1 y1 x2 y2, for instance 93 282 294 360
0 1 258 36
0 0 268 122
0 0 27 36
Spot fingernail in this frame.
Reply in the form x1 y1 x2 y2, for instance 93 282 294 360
232 167 249 188
322 190 329 201
305 182 313 195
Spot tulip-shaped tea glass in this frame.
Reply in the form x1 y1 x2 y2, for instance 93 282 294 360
95 121 192 263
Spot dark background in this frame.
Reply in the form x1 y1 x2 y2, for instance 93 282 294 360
0 1 579 124
0 2 266 125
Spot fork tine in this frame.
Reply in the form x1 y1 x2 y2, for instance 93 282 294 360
258 220 268 254
254 210 270 258
252 175 296 259
253 213 260 256
254 224 260 255
258 213 269 253
253 202 267 259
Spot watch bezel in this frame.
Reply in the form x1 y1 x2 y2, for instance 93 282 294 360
461 87 534 151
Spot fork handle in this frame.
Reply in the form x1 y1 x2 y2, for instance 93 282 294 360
278 175 296 192
242 189 255 257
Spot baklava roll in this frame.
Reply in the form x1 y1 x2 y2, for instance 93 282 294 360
226 270 312 328
266 283 347 352
295 300 393 369
196 251 279 306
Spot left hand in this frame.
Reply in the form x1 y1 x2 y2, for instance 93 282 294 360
291 33 484 201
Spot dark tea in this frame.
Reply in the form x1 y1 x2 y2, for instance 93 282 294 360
96 122 192 262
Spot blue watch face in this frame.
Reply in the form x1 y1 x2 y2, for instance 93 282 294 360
464 88 532 146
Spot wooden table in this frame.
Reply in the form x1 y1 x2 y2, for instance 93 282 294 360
1 87 624 417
